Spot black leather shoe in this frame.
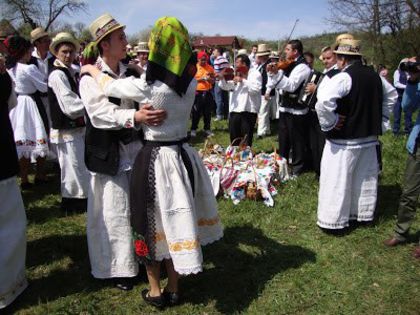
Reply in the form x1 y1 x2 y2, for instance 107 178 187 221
141 289 165 309
163 289 180 306
114 278 133 291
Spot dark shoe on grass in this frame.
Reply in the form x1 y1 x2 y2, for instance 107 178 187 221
114 277 133 291
163 289 180 306
384 237 405 247
141 289 165 309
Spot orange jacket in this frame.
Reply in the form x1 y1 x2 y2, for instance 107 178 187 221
195 62 215 91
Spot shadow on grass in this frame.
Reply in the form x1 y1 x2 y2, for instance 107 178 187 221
4 234 106 314
375 184 402 222
182 225 316 314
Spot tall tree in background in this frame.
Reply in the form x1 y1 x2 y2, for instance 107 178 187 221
0 0 87 30
327 0 420 67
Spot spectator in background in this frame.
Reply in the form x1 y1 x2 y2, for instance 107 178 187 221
191 50 215 137
135 41 149 72
212 46 230 120
377 64 389 80
304 51 315 69
249 44 258 69
393 58 413 135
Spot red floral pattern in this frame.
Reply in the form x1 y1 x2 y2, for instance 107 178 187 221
134 239 149 257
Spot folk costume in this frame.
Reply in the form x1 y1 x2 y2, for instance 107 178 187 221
315 39 397 229
0 71 28 309
218 62 262 146
92 17 223 275
79 14 142 279
48 33 89 211
5 36 49 161
268 53 312 175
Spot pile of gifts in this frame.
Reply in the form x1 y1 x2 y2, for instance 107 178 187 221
199 139 290 207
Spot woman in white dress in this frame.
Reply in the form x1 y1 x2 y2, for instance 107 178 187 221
82 17 223 308
5 35 49 189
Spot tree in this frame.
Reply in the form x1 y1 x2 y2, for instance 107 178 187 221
0 0 87 30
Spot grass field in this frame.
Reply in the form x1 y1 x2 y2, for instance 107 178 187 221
5 120 420 315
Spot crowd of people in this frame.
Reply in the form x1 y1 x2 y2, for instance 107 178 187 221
0 13 419 311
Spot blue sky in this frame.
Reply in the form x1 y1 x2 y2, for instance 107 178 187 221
65 0 331 40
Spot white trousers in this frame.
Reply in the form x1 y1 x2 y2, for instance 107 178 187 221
87 171 138 278
257 96 273 136
0 177 27 309
56 136 89 199
317 141 379 229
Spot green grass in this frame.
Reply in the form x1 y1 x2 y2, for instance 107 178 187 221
5 120 420 315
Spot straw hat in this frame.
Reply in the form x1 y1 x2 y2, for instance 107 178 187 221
0 20 17 41
237 48 247 56
49 32 80 56
335 33 354 45
89 13 125 43
269 51 279 59
30 27 49 43
255 43 271 57
334 39 362 56
135 41 149 53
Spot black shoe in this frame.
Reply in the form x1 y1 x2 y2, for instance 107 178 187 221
34 177 49 185
114 277 133 291
162 289 180 306
141 289 165 309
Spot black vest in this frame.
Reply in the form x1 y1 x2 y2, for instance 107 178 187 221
48 65 86 129
258 60 275 96
281 56 308 110
84 70 142 176
0 72 19 180
326 61 383 139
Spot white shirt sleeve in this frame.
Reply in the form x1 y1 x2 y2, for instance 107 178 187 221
269 63 311 93
79 75 136 130
96 73 151 104
242 69 262 95
218 78 235 91
315 72 352 131
380 77 398 132
48 70 85 119
393 70 406 89
27 64 48 93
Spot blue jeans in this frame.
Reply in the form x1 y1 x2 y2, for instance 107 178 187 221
214 84 229 119
393 93 413 134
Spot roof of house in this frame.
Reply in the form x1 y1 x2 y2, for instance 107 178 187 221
192 36 241 48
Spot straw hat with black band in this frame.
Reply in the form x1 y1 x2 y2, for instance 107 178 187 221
30 27 49 43
333 39 362 56
255 43 271 57
89 13 125 45
49 32 80 56
135 41 149 53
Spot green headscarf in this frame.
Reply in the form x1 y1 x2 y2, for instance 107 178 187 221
146 17 196 96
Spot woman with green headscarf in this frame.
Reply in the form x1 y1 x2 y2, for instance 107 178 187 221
81 17 223 308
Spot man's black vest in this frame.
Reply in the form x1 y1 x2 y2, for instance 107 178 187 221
48 65 86 129
281 55 308 110
84 70 142 176
326 61 383 139
258 59 275 96
0 72 19 180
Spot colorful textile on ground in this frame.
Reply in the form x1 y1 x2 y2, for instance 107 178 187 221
200 141 290 206
146 16 196 96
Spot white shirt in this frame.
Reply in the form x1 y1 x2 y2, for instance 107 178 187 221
31 49 53 79
268 61 311 115
79 57 142 172
315 64 398 146
48 59 85 143
218 68 262 114
393 69 407 90
8 63 48 95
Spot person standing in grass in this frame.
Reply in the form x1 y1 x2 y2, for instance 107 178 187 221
48 32 90 212
0 46 28 310
384 58 420 259
81 16 223 308
315 39 396 231
190 50 215 137
79 13 166 291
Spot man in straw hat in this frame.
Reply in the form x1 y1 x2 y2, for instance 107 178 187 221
267 39 312 176
79 13 166 291
255 43 275 138
135 41 149 72
48 32 89 213
314 38 397 232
